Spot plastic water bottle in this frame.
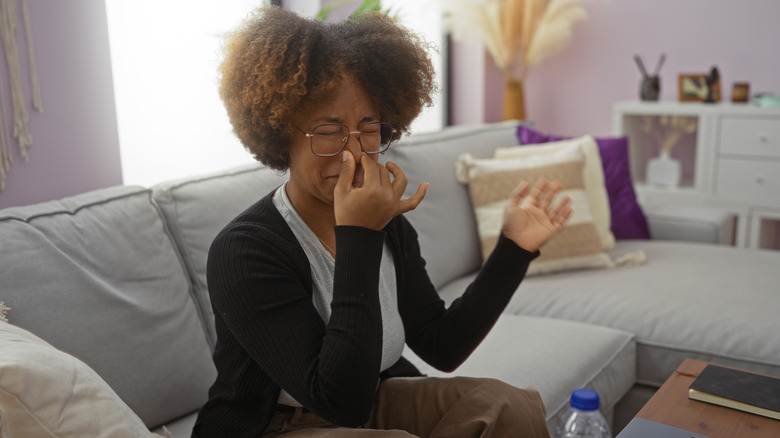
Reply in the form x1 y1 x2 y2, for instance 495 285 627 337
554 388 611 438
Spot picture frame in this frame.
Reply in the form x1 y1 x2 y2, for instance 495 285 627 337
678 73 720 102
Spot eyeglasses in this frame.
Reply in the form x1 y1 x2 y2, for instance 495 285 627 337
296 122 396 157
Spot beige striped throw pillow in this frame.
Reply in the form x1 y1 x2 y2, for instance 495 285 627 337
456 143 614 276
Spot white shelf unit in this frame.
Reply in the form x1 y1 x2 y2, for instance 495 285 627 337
613 101 780 250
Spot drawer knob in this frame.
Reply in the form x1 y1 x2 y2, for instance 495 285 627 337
759 134 769 143
756 175 765 184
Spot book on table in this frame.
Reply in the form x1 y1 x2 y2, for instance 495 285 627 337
688 363 780 420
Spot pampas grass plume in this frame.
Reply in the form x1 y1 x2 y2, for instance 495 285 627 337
445 0 591 79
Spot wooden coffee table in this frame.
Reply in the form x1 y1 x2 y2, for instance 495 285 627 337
635 358 780 437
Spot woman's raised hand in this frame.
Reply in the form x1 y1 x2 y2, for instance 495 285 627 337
501 178 572 253
334 151 428 230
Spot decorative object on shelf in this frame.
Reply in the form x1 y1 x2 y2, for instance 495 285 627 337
732 82 750 103
678 67 720 102
678 74 708 101
646 151 681 188
703 66 720 103
634 54 664 101
0 0 43 192
641 115 697 188
753 93 780 108
444 0 592 121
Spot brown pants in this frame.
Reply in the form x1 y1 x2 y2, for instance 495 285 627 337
261 377 551 438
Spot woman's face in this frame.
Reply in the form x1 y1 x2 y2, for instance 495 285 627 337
286 76 380 210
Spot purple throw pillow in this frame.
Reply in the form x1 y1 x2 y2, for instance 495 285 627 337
517 125 650 239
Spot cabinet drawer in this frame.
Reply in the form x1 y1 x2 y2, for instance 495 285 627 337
719 116 780 158
716 159 780 200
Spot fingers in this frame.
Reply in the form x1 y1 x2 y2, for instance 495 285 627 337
359 152 377 185
550 195 572 216
522 178 562 209
399 182 429 214
515 178 551 209
509 180 531 206
336 151 356 193
362 153 391 187
549 195 573 228
387 161 427 214
526 178 549 206
557 205 573 227
539 181 562 211
385 161 408 200
517 178 571 224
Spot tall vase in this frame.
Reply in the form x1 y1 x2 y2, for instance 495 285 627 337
502 79 526 121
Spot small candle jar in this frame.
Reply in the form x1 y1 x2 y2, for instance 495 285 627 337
732 82 750 103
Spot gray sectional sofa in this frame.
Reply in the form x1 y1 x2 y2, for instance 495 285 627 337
2 121 778 437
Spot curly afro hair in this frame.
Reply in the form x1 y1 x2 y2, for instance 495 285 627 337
218 6 437 171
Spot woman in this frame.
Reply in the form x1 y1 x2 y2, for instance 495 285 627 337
193 6 572 438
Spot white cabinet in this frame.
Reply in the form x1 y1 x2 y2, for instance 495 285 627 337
715 115 780 202
613 101 780 250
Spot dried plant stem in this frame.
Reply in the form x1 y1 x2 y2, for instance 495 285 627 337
0 0 43 191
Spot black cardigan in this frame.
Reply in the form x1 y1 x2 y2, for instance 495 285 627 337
192 191 536 438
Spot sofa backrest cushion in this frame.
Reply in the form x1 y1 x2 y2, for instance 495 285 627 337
382 121 521 289
0 186 216 429
152 163 288 348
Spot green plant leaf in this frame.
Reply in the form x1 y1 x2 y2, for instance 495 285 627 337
351 0 383 17
315 0 357 21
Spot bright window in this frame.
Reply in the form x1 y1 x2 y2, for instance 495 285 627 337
107 1 444 186
383 0 446 134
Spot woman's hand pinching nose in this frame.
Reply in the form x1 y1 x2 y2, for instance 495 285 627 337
334 152 428 229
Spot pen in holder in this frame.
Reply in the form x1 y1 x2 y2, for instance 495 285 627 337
635 54 665 101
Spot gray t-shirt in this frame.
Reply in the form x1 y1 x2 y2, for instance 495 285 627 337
273 183 405 406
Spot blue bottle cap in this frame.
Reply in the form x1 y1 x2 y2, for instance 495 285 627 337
570 388 600 411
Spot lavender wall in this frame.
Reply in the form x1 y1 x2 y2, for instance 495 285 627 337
475 0 780 136
0 0 120 209
3 0 778 208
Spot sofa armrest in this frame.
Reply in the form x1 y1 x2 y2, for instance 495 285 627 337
642 203 736 245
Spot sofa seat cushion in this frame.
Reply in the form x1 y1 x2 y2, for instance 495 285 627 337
0 186 216 430
402 314 636 432
440 240 780 388
151 315 635 436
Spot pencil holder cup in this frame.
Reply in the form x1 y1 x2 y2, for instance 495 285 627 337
640 76 660 101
